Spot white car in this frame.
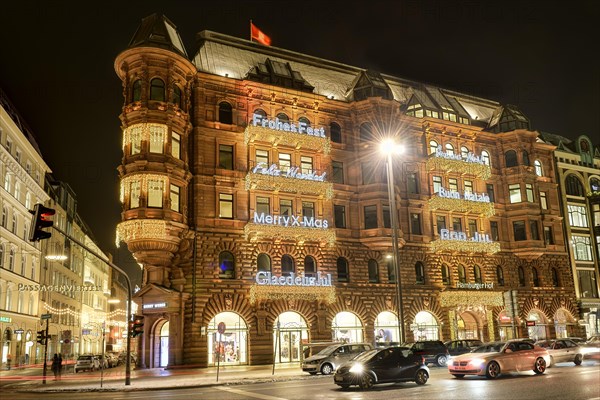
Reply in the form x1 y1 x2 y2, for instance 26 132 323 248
535 339 583 366
74 355 100 373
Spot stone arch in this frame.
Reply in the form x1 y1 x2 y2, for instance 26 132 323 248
406 295 444 324
328 295 370 327
267 299 316 332
521 298 550 320
202 293 254 329
548 297 578 318
248 242 275 274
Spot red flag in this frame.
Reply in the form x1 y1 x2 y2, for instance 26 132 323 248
250 22 271 46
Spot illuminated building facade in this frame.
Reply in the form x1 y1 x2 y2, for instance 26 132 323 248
115 14 583 368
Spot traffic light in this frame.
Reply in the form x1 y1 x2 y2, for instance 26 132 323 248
28 203 55 242
131 315 144 337
36 330 46 345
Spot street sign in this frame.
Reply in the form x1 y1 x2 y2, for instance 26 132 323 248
41 313 52 320
526 320 536 327
217 322 226 334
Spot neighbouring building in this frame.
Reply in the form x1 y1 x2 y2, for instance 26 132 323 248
539 132 600 337
115 14 584 369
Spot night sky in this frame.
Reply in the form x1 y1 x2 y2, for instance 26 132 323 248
1 1 598 285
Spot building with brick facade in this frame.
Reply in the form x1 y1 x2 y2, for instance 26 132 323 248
115 14 584 369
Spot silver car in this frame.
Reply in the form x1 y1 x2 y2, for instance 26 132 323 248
301 343 373 375
535 339 584 366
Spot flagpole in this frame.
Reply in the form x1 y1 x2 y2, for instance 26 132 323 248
250 19 253 42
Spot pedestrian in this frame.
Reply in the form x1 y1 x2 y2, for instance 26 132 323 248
51 354 60 380
57 353 63 380
6 353 11 370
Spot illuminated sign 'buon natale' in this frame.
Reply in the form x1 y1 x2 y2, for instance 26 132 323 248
252 113 326 138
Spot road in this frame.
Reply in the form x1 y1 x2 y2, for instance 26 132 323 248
3 361 599 400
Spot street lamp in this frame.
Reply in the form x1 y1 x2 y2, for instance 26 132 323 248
380 138 406 344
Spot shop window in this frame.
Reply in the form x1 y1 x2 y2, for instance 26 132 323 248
332 161 344 184
150 78 165 101
441 264 450 285
496 266 505 286
551 267 559 287
513 221 526 241
172 85 182 108
458 265 466 283
364 205 378 229
532 267 540 287
368 259 379 283
360 122 374 142
565 175 584 196
518 266 526 286
281 254 295 274
534 160 543 176
219 193 233 219
337 257 349 282
304 256 316 277
332 311 364 343
334 205 346 228
218 102 233 124
257 253 271 272
473 265 482 284
219 144 234 169
131 79 142 102
505 150 518 167
208 312 248 366
218 250 235 278
415 261 425 284
330 122 342 143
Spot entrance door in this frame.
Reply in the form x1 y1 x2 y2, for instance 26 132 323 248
278 330 301 363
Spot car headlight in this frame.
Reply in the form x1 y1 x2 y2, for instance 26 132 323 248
469 358 485 367
349 364 364 374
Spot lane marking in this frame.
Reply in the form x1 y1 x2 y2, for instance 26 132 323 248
217 386 288 400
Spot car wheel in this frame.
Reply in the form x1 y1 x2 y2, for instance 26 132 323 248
574 354 583 366
436 354 448 367
339 384 350 390
415 369 428 385
309 372 317 375
320 363 333 375
359 374 374 390
452 374 465 379
533 357 546 374
486 361 500 379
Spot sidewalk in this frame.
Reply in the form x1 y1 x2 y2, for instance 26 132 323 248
2 363 322 392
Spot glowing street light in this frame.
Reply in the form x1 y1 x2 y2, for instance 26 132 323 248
380 138 406 343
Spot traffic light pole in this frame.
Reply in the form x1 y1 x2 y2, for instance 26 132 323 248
42 319 49 385
50 226 133 386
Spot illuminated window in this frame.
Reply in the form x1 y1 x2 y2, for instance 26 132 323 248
300 156 313 174
150 78 165 101
509 184 522 203
147 179 164 208
171 132 181 159
149 125 165 153
217 144 234 169
468 219 477 235
464 180 473 194
334 205 346 228
279 153 291 173
368 259 379 283
534 160 543 176
449 178 458 192
568 204 589 227
129 180 141 208
337 257 349 282
442 264 450 285
304 256 317 277
256 149 269 166
525 183 534 202
429 140 439 155
572 235 593 261
540 192 548 209
281 254 295 274
218 102 233 124
130 125 142 155
218 251 235 279
461 146 469 159
169 184 180 212
387 258 395 282
257 253 271 272
219 193 233 219
256 197 270 215
445 143 454 155
433 176 442 194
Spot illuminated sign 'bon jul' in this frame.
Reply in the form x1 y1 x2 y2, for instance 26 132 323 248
255 271 332 287
253 212 329 228
252 113 326 138
440 229 492 243
252 162 327 182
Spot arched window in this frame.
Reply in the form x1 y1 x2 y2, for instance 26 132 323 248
590 177 600 192
565 174 585 196
441 264 450 285
218 251 235 279
473 265 482 284
330 122 342 143
534 160 543 176
276 113 289 122
8 249 15 271
0 243 4 268
304 256 317 277
218 102 233 124
254 108 267 118
368 259 379 283
360 122 374 142
532 267 540 287
1 206 6 227
298 116 310 126
496 266 505 286
551 268 560 287
150 78 165 101
337 257 349 282
172 85 182 108
281 254 295 274
429 140 439 155
132 79 142 102
445 143 454 155
458 265 466 284
505 150 518 167
25 192 31 209
522 150 530 166
257 253 271 272
415 261 425 284
461 146 469 159
518 266 526 286
481 150 490 166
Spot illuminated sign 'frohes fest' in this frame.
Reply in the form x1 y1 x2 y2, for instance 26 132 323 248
252 113 326 138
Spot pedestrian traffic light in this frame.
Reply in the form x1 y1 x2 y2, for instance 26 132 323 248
36 330 46 345
131 315 144 337
28 203 55 242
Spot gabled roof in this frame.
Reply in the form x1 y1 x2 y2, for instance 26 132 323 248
128 14 188 58
486 104 531 133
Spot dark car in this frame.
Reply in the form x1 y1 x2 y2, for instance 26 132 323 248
405 340 450 367
302 343 373 375
445 339 484 357
333 347 429 390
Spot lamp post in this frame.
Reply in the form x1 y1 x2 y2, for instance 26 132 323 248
380 139 406 344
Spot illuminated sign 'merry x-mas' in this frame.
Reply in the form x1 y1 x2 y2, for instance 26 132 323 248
253 212 329 228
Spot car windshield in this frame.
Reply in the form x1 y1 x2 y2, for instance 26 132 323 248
472 342 505 353
78 356 92 360
535 340 554 348
316 345 340 356
352 349 379 363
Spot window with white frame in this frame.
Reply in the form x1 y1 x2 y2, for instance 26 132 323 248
429 140 438 155
449 178 458 192
461 146 469 159
300 156 313 174
130 180 141 208
509 184 522 203
445 143 454 155
534 160 543 176
464 180 473 194
171 132 181 159
25 192 31 209
130 125 142 154
147 179 164 207
481 150 490 166
572 235 593 261
525 183 534 202
170 184 180 212
540 192 548 209
433 176 442 193
149 125 166 153
279 153 291 172
568 204 589 227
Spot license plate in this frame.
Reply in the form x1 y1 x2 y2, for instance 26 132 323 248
453 366 465 370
